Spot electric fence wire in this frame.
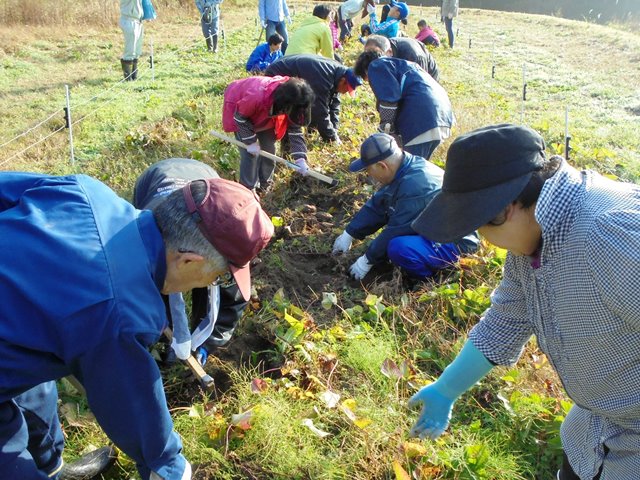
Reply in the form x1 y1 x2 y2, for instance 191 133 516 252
0 9 235 168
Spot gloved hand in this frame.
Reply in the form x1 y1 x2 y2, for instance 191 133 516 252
447 13 454 19
379 123 392 134
366 3 376 15
246 141 261 156
407 383 455 439
195 346 209 366
332 231 353 254
407 341 494 440
286 16 293 25
295 158 309 176
332 135 342 146
349 254 373 280
261 20 267 28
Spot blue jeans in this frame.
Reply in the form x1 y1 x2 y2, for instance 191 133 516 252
387 235 461 279
266 20 289 54
444 17 454 48
0 382 65 479
201 5 220 38
404 140 440 160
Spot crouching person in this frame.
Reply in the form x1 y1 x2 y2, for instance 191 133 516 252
332 133 478 281
0 169 273 479
134 158 256 367
408 124 640 479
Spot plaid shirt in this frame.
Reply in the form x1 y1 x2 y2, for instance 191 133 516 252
469 161 640 479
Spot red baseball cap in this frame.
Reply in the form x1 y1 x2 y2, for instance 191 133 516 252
183 179 274 301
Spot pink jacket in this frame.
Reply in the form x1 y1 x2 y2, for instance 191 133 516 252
416 26 440 46
222 75 290 135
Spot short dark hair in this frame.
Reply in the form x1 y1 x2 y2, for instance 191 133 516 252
272 78 316 126
487 155 562 226
417 19 427 28
516 155 562 208
313 4 332 20
354 49 383 79
268 33 284 46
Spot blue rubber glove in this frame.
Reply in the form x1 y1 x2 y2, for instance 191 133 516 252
195 346 209 367
408 340 494 439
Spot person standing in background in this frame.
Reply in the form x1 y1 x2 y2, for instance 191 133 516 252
119 0 144 81
196 0 223 53
336 0 365 43
441 0 458 48
259 0 292 54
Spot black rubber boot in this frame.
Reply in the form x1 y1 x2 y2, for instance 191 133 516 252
205 36 213 51
131 59 138 80
211 34 218 53
120 59 133 81
59 446 118 480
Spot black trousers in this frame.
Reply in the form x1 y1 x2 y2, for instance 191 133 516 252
559 450 606 480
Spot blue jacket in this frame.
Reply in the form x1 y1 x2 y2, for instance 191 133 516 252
346 154 477 264
369 13 400 38
259 0 289 23
0 173 187 480
246 42 283 72
368 57 454 145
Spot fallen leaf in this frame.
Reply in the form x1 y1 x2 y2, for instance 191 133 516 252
353 417 372 429
231 410 253 430
392 460 411 480
381 358 403 379
320 390 341 409
402 441 427 458
321 292 338 310
251 378 268 394
301 418 331 438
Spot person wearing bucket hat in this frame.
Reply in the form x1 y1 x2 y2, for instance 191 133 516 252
408 124 640 480
222 75 315 191
0 168 273 479
366 0 408 38
265 54 363 144
332 133 478 282
133 158 261 368
354 49 454 160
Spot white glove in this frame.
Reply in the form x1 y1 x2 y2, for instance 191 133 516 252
447 13 453 19
332 231 353 254
246 141 260 156
366 3 376 15
286 16 292 25
349 254 373 280
295 158 309 176
332 135 342 146
261 20 267 28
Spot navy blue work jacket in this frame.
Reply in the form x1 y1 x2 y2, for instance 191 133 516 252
368 57 453 145
346 153 444 264
0 173 187 479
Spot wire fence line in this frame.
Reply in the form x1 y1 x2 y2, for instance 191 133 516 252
0 9 244 168
1 6 586 169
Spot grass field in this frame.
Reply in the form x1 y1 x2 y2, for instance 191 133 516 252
1 2 639 479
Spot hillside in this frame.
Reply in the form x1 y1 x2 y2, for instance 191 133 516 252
1 3 639 479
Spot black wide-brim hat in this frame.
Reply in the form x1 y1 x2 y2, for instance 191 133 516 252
412 124 547 243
